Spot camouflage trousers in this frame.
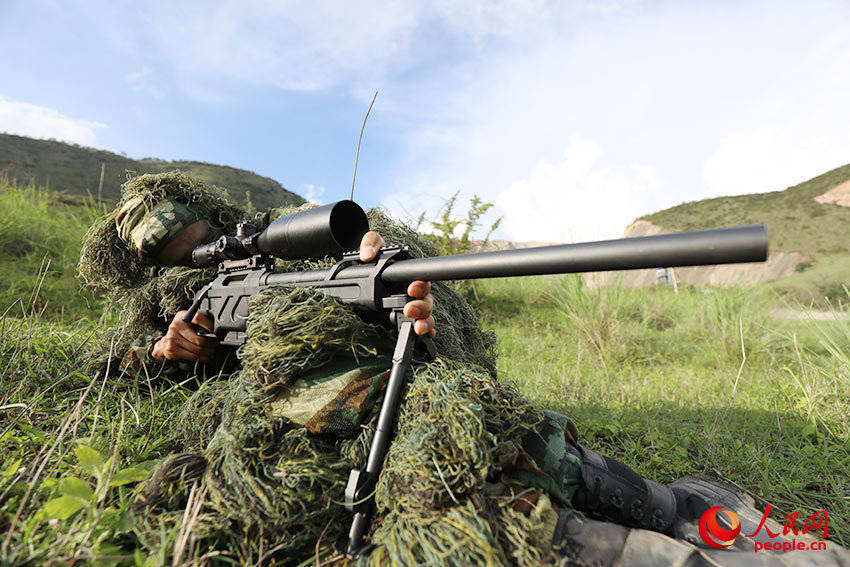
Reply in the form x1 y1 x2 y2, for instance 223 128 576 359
519 409 584 508
270 358 585 509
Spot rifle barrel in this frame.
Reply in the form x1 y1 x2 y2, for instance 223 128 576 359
267 224 768 286
380 224 768 283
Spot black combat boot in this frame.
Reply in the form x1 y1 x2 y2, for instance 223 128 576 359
572 445 829 550
554 445 846 566
570 443 685 536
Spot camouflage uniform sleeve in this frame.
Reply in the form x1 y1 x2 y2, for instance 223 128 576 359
119 332 185 379
267 358 392 438
510 410 584 508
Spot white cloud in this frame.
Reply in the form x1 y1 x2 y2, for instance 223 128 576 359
698 27 850 197
78 1 596 99
301 184 326 204
125 67 164 99
82 1 424 95
701 129 850 198
496 135 661 243
377 192 425 231
31 0 850 240
0 96 105 146
376 1 850 240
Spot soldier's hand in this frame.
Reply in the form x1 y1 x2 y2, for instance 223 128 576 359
405 280 436 337
358 230 386 263
359 231 436 338
151 311 217 363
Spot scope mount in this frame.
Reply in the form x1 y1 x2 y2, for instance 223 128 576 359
217 254 274 274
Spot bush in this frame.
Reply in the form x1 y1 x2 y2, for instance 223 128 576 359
415 192 502 302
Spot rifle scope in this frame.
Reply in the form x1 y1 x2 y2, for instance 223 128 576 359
191 200 369 267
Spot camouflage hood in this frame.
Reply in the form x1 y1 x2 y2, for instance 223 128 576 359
78 170 244 290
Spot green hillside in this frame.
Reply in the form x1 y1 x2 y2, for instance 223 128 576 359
642 164 850 256
0 133 304 210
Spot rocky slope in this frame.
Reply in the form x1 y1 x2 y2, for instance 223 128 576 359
587 220 808 288
587 163 850 288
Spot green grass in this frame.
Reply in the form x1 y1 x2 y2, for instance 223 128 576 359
1 185 848 564
477 275 849 546
0 316 194 566
767 253 850 309
0 183 104 321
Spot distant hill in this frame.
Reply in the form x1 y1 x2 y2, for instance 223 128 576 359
0 133 305 211
590 163 850 297
641 163 850 256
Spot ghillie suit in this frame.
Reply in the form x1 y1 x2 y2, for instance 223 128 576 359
126 286 588 565
79 171 244 370
80 173 845 566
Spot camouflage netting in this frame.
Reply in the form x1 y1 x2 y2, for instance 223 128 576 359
79 171 244 290
83 173 568 565
130 287 560 565
78 171 244 352
367 360 562 566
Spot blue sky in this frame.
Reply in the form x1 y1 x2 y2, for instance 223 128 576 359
2 1 850 242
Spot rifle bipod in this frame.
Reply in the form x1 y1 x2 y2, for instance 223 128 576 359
336 294 437 559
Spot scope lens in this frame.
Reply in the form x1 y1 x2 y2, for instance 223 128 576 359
329 200 370 250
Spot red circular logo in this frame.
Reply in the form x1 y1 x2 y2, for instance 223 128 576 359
699 506 742 548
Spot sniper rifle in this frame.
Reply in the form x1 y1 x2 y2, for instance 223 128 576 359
183 200 769 558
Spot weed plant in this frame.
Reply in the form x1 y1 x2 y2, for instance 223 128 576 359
0 183 103 321
0 310 189 564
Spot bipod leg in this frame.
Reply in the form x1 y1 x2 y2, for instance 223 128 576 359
337 302 435 558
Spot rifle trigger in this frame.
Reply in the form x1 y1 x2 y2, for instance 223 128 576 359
191 324 217 341
183 283 212 324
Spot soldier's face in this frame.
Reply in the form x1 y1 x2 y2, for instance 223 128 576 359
156 220 222 266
